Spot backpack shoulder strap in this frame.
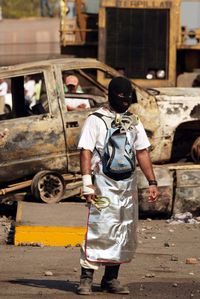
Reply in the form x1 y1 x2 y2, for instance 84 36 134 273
91 112 113 157
91 112 112 129
92 111 139 131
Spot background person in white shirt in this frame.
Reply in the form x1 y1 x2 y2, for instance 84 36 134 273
64 75 90 111
24 75 36 109
0 78 8 114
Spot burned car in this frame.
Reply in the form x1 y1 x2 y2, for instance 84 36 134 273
0 58 199 204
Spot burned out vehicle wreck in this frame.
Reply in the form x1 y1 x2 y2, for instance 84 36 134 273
0 58 200 212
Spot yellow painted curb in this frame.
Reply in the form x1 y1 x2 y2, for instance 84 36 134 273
14 226 86 247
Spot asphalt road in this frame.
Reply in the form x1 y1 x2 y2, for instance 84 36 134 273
0 219 200 299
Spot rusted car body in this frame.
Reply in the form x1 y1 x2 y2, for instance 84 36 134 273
0 58 199 203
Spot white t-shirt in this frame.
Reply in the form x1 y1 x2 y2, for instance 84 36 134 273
65 89 90 110
24 80 35 99
0 81 8 96
65 98 90 110
78 107 150 170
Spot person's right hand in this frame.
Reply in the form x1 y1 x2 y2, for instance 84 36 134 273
82 184 96 203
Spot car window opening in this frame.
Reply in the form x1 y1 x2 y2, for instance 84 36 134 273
0 72 49 120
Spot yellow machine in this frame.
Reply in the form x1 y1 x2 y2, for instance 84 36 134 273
60 0 98 58
60 0 200 87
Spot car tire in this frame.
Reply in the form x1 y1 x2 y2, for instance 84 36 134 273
4 104 11 114
31 170 66 203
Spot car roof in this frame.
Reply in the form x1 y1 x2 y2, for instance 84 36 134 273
0 57 149 98
0 58 118 76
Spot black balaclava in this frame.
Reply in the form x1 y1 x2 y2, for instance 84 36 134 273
108 76 136 113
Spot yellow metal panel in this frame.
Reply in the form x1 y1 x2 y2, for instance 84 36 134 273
101 0 115 7
101 0 178 9
15 226 86 247
98 8 105 28
99 0 181 87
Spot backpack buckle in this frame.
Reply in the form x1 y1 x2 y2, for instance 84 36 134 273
115 113 122 127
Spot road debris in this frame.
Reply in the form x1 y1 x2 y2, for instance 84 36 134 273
139 284 144 291
171 255 179 261
167 212 200 224
73 267 78 272
186 258 198 265
17 242 45 247
44 271 53 276
164 242 170 247
0 215 13 245
145 273 156 278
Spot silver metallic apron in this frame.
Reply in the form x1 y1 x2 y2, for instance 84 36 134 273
84 166 138 264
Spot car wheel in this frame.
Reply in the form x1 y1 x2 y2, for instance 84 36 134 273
31 170 65 203
4 104 11 114
191 137 200 163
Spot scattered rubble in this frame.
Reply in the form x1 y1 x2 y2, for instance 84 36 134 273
44 271 53 276
166 212 200 224
0 215 14 245
145 273 156 278
139 284 144 291
171 255 178 261
164 242 170 247
17 242 44 247
186 258 198 265
73 267 78 272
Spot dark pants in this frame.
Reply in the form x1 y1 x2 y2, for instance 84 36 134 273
40 0 53 17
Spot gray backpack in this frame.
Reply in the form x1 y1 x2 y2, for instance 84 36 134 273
93 112 138 180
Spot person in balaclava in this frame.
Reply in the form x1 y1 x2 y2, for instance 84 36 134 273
77 76 159 295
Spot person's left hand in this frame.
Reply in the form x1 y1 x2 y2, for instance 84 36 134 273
148 185 160 203
76 103 87 111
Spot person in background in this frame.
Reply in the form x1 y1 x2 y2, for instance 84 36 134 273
64 75 90 111
24 75 36 109
0 78 8 115
77 76 159 295
40 0 53 17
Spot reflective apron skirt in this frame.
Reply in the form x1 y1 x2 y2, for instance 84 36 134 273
84 169 138 264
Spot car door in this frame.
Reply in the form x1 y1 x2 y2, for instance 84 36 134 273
0 66 67 183
54 65 109 173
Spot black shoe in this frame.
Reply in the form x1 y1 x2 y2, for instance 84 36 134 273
77 267 94 295
77 277 93 295
101 277 130 294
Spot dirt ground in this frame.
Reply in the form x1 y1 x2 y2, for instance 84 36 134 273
0 217 200 299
